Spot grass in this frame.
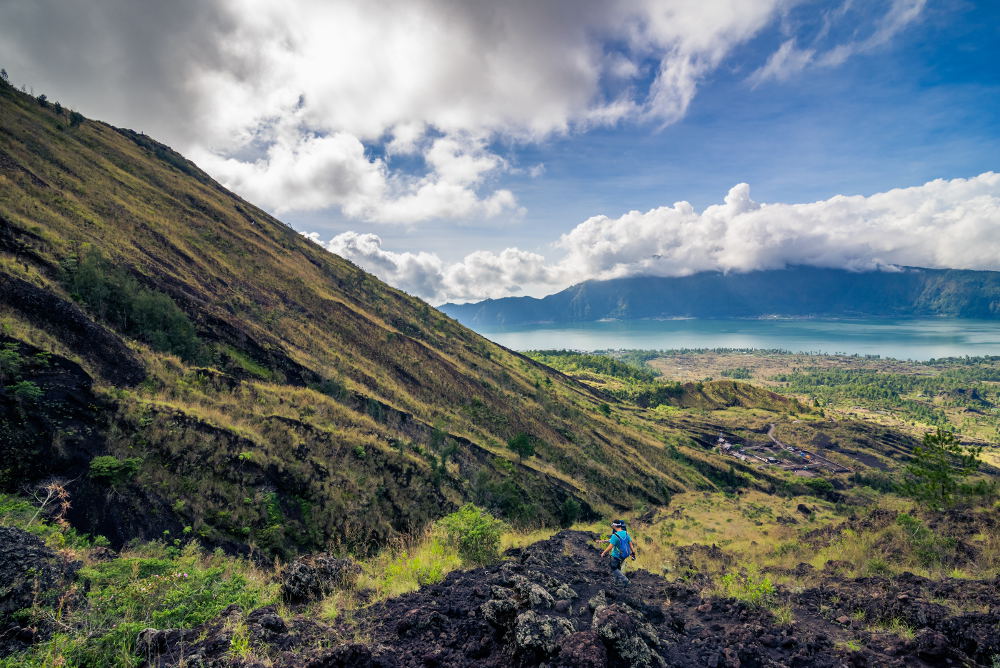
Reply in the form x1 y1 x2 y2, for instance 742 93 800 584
715 567 776 607
1 540 280 668
869 617 916 640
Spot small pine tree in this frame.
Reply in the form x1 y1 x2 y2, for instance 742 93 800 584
901 428 982 510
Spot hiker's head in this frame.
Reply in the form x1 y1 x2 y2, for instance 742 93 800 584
612 519 625 530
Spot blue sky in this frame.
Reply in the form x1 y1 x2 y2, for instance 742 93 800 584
292 0 1000 262
1 0 998 301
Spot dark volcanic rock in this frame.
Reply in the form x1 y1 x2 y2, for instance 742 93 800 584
0 526 81 657
282 554 362 603
140 530 1000 668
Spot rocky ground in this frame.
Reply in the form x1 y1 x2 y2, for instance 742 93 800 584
136 530 1000 667
0 526 82 657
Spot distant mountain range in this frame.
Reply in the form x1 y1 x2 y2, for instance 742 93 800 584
438 266 1000 327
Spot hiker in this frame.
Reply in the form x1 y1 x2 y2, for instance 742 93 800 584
598 519 637 586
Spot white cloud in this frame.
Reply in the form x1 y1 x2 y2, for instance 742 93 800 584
0 0 806 223
556 171 1000 282
751 0 926 85
748 39 816 86
316 232 445 298
311 172 1000 303
308 232 555 303
0 1 930 225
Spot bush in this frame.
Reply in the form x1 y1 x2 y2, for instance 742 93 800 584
437 504 506 566
62 247 205 362
716 566 776 606
559 497 582 528
804 477 835 498
44 544 275 666
507 433 536 461
6 380 42 403
89 456 142 486
895 513 955 567
0 343 23 382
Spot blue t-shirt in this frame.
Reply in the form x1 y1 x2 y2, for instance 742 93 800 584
609 530 630 558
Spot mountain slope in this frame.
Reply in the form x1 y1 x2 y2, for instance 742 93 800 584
439 267 1000 327
0 81 754 557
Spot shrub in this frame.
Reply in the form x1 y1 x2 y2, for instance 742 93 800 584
507 433 536 461
0 343 23 382
559 497 582 528
6 380 42 403
62 247 205 362
437 503 507 566
895 513 955 567
716 566 776 607
89 456 143 486
804 477 835 498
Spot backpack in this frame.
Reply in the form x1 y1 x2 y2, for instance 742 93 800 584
613 530 632 558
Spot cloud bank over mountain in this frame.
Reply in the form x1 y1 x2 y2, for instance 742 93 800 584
0 0 925 224
315 172 1000 303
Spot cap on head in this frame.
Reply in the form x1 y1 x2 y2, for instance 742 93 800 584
611 519 625 528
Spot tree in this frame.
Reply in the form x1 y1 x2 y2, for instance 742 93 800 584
507 433 535 461
900 428 982 510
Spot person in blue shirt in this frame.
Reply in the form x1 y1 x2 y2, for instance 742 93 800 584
598 519 637 586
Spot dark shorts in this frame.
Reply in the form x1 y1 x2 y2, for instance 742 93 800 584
609 556 625 573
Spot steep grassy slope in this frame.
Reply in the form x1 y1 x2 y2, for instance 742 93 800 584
0 82 749 556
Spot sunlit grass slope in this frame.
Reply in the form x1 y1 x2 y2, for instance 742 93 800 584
0 81 753 556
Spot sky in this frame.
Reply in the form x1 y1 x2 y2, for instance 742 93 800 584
1 0 998 303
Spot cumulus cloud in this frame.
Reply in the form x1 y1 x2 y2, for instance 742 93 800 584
308 232 555 303
0 0 809 223
311 173 1000 303
556 171 1000 281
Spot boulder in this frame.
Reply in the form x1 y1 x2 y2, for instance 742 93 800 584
592 603 663 667
282 554 361 603
513 610 574 657
510 575 555 609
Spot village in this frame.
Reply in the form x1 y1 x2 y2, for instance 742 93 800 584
715 424 852 476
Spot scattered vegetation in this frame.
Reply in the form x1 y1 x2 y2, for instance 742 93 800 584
61 247 205 363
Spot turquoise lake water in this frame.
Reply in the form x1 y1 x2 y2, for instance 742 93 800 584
473 318 1000 361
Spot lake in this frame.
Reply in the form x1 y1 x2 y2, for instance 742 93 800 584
474 318 1000 361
